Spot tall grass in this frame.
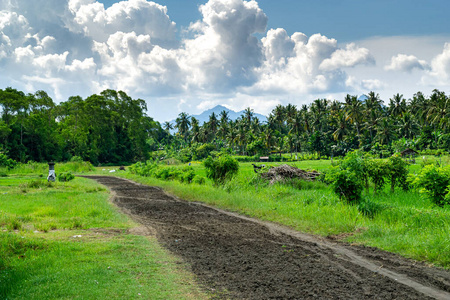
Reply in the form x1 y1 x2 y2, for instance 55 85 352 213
1 161 95 176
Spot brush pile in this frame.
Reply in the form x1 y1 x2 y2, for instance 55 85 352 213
260 164 321 184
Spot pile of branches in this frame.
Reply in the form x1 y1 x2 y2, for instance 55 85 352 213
260 164 321 184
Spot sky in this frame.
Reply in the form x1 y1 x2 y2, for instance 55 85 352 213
1 0 450 122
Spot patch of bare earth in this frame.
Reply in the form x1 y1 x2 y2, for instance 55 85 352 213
84 176 450 299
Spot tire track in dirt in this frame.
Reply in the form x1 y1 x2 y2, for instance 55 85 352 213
85 176 450 299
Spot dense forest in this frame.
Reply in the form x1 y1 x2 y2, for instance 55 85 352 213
1 87 449 164
163 89 449 162
0 88 165 164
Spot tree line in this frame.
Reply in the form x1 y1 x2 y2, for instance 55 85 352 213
1 87 449 165
0 88 165 164
164 89 449 159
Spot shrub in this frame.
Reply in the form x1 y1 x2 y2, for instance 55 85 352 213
192 175 206 185
0 153 17 170
340 150 369 192
357 199 385 218
57 172 75 182
179 167 195 183
386 155 409 192
328 169 363 204
366 159 388 194
204 155 239 185
413 165 450 207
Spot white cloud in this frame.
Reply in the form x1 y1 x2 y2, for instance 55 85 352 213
250 32 374 95
425 43 450 84
2 0 449 122
320 43 374 71
361 79 385 90
385 54 429 72
67 0 177 47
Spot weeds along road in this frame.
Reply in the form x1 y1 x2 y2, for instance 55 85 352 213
85 176 450 299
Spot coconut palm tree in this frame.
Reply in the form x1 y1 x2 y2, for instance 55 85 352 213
163 121 173 132
388 93 407 119
175 112 191 142
343 94 363 138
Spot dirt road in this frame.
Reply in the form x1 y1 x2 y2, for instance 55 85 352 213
86 176 450 299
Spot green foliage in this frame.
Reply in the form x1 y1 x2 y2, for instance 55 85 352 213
195 143 216 160
57 172 75 182
192 175 206 185
366 159 389 194
386 155 409 192
129 161 157 177
413 165 450 207
0 152 17 169
69 155 83 162
328 169 363 204
357 199 385 218
204 155 239 185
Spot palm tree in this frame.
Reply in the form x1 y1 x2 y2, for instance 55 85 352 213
272 104 286 132
261 126 275 155
175 112 191 142
243 107 254 129
206 112 218 140
427 89 449 131
365 91 383 115
375 117 396 145
343 94 363 138
190 117 200 143
310 99 329 132
388 93 407 119
397 112 419 139
332 111 351 142
163 121 173 132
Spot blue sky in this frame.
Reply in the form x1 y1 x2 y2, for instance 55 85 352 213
1 0 450 121
100 0 450 41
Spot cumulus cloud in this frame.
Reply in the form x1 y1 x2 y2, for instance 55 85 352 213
0 0 377 120
320 43 374 71
182 0 268 90
426 43 450 84
250 31 374 95
385 54 429 72
67 0 177 47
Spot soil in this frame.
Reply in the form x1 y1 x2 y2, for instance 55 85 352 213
84 176 450 299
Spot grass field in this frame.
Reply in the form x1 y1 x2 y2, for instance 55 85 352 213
0 176 207 300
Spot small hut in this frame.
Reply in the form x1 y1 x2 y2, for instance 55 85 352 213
260 156 269 162
400 148 418 163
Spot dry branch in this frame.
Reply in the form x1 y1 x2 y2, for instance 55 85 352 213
260 164 321 184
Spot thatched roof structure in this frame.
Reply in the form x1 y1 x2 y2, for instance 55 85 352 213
400 148 418 157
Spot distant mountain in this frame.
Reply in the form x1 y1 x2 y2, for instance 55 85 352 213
169 105 268 128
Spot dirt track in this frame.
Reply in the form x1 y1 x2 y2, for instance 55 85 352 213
85 176 450 299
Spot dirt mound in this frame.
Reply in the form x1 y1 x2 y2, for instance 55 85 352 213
85 176 450 299
260 164 321 184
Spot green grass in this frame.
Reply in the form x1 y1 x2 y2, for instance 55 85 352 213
116 159 450 269
0 176 207 300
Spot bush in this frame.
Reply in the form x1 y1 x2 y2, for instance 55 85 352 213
386 155 409 192
328 169 363 204
192 175 206 185
366 159 389 194
57 172 75 182
179 167 195 183
0 153 17 170
413 165 450 207
204 155 239 185
357 199 385 218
